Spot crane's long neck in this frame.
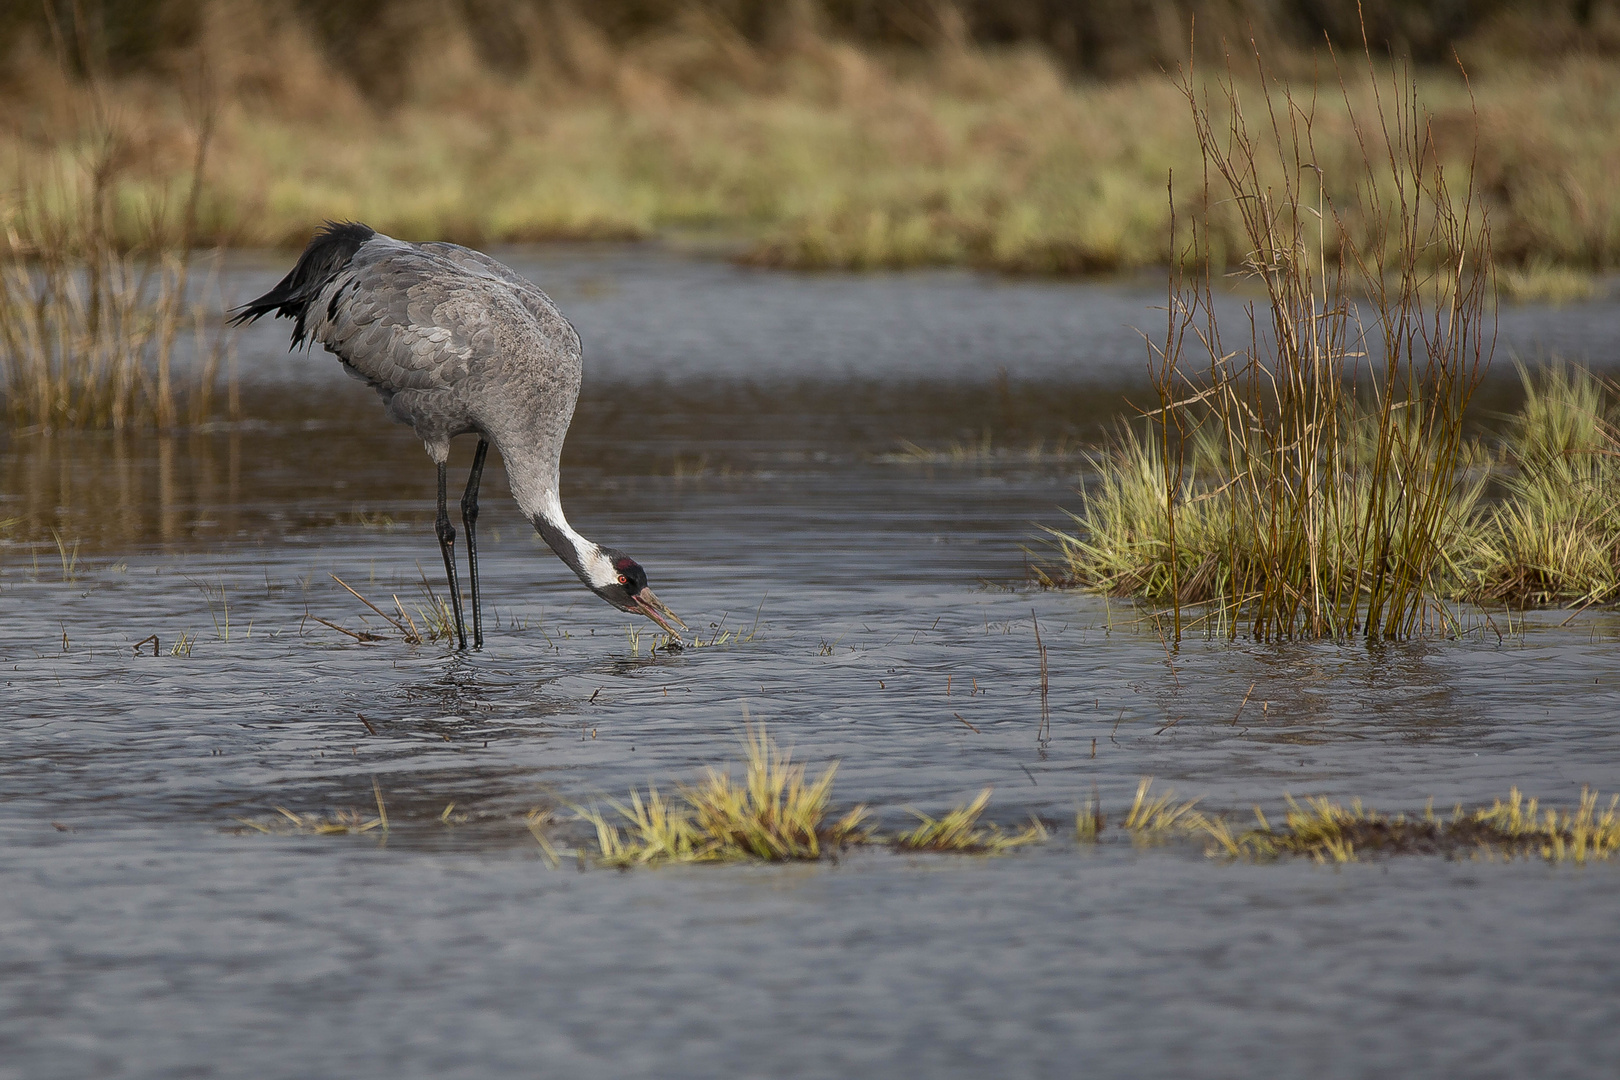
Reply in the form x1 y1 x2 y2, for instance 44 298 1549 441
509 466 615 591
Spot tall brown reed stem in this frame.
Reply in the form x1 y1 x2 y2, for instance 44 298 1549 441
1342 44 1493 639
1150 175 1188 640
0 39 228 431
1154 40 1491 641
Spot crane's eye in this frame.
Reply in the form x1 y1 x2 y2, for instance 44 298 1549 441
617 574 629 585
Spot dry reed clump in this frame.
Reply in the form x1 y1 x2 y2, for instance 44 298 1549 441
0 49 230 430
575 727 870 867
1194 788 1620 865
1048 41 1496 641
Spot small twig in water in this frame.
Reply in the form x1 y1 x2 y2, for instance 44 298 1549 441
1152 615 1181 688
372 779 389 832
394 595 423 642
1559 597 1602 628
331 573 415 640
745 592 768 642
312 616 386 643
1229 682 1258 725
953 712 981 734
1032 611 1050 745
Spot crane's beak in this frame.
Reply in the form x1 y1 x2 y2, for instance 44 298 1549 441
633 587 688 639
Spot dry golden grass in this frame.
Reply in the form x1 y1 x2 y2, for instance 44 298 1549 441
572 731 1057 866
4 6 1620 277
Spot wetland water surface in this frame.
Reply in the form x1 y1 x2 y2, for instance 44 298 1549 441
4 250 1620 1078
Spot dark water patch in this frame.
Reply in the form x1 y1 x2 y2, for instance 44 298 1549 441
6 255 1620 1077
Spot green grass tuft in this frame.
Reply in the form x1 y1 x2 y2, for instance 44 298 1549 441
1464 364 1620 607
576 727 870 867
1119 778 1206 846
890 787 1047 854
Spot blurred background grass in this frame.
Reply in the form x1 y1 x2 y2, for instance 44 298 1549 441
3 0 1620 280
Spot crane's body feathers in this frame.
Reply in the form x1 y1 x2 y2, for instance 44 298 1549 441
232 223 684 647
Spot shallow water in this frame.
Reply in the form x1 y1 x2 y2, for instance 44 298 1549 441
4 252 1620 1079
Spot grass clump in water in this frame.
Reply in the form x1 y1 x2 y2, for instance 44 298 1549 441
1497 261 1599 305
890 787 1047 855
1465 364 1620 607
578 786 708 868
1119 778 1206 846
1055 362 1620 621
1470 788 1620 864
577 727 870 867
1194 789 1620 865
1075 794 1104 842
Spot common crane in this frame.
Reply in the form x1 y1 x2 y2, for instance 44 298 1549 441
233 222 685 649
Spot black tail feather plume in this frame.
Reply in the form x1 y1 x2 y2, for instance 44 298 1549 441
230 221 375 346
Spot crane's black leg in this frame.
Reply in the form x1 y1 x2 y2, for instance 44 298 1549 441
436 462 467 650
460 438 489 649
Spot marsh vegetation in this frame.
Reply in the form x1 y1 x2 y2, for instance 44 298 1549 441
1194 787 1620 865
1053 364 1620 625
244 749 1620 869
1044 42 1620 637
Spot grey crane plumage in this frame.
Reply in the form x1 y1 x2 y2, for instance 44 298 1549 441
232 222 685 649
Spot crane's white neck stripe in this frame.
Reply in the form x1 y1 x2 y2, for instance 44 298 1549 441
533 489 615 589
